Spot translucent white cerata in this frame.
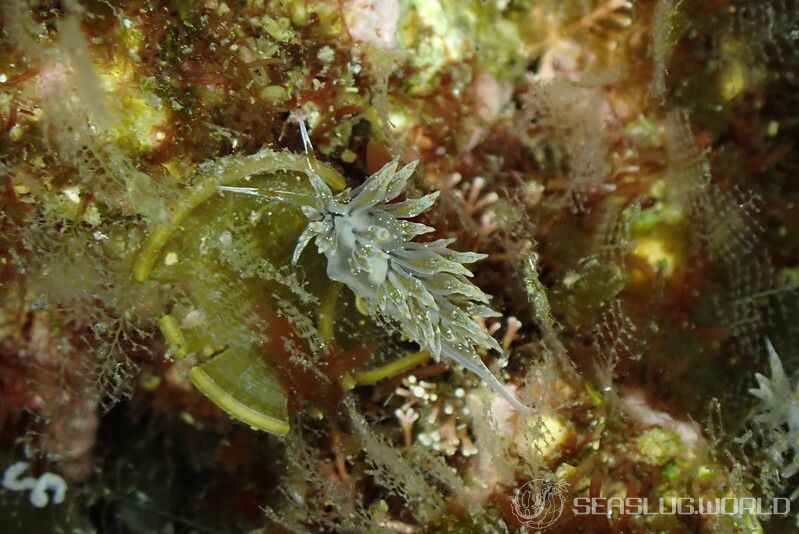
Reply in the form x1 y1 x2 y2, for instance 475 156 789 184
220 141 528 411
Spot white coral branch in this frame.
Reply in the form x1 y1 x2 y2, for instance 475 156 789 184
749 339 799 479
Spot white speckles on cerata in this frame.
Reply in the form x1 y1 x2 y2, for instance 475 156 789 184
288 153 528 411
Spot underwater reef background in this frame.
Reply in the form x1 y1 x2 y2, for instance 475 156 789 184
1 0 799 532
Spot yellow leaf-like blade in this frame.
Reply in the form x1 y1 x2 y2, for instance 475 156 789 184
189 349 289 436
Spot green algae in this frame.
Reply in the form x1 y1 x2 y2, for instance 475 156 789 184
189 348 290 436
134 148 346 282
135 147 349 435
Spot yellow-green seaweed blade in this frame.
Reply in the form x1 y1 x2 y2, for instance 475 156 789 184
351 350 430 386
189 349 289 436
